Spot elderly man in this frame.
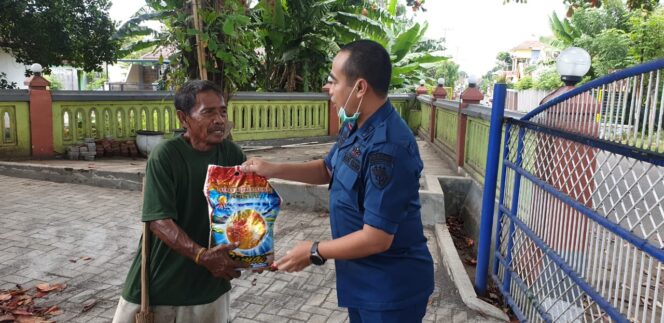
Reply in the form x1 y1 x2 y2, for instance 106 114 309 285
113 80 248 323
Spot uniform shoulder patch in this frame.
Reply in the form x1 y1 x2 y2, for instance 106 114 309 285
368 152 394 189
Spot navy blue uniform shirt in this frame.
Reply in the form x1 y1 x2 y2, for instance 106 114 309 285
324 100 434 311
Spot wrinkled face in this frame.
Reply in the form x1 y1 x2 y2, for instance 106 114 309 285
328 51 360 109
181 90 227 149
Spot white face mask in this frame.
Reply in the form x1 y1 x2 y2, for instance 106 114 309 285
337 81 364 124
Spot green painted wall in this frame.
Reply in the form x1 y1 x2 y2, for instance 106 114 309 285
0 102 31 157
227 100 328 141
52 100 177 153
435 108 458 152
408 110 421 133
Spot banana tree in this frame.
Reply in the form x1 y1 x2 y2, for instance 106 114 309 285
254 0 340 92
113 0 260 93
329 0 447 92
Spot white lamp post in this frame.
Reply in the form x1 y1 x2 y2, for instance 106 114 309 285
556 47 591 86
467 74 478 88
30 63 43 76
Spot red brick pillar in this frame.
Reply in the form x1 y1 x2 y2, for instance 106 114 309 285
432 85 447 100
323 83 339 137
24 68 54 158
415 79 429 96
456 85 484 168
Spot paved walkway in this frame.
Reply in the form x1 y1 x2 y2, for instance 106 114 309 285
0 138 498 323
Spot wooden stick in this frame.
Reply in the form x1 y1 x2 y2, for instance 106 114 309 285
192 0 208 80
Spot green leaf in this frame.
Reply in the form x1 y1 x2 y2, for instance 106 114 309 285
393 63 420 76
403 53 447 64
333 12 390 46
274 0 286 28
388 0 397 16
391 23 421 63
117 40 160 58
208 38 218 52
223 19 237 36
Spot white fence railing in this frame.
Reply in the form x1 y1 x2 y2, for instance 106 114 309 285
506 89 550 113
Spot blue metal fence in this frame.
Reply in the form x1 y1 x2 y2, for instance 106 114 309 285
481 59 664 322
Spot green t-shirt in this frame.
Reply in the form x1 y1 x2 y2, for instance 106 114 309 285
121 136 246 306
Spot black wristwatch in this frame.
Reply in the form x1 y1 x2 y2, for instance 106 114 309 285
310 241 326 265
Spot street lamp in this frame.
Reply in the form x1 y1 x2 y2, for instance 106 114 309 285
556 47 591 86
467 74 478 87
30 63 43 76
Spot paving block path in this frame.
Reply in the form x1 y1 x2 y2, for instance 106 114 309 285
0 139 500 322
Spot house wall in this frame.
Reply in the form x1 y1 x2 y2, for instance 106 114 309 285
0 50 28 89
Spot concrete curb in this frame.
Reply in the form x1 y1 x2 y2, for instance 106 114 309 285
0 161 144 191
435 223 509 321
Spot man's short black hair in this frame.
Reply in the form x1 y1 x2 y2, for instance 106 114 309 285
340 39 392 97
174 80 224 115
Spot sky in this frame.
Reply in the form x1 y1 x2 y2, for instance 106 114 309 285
414 0 566 76
108 0 567 77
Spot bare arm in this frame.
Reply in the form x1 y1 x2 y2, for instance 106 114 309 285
241 158 331 185
149 219 248 279
274 224 394 272
317 225 393 260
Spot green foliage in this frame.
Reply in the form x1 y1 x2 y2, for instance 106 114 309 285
628 8 664 63
514 75 534 90
479 70 496 93
254 0 340 92
549 12 581 47
576 29 632 75
43 75 63 90
115 0 445 93
572 0 630 34
428 60 460 87
113 8 174 59
0 73 18 90
548 0 663 79
496 51 513 70
533 67 564 90
126 0 261 93
333 2 446 91
85 72 108 90
626 0 660 11
0 0 118 72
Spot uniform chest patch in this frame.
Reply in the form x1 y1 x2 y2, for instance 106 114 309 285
369 153 394 189
352 146 361 157
343 151 361 172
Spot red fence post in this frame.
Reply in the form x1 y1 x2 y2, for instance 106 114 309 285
24 65 54 158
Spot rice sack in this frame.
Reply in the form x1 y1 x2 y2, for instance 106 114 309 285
204 165 281 269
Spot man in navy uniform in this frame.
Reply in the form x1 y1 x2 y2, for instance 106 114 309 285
241 39 434 322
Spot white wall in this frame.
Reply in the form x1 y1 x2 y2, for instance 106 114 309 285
506 89 551 112
50 67 79 90
0 50 29 89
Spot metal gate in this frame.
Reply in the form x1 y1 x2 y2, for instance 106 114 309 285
492 59 664 322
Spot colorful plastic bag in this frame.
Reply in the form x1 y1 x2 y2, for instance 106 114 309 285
204 165 281 269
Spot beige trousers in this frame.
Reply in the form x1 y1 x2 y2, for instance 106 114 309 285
111 293 230 323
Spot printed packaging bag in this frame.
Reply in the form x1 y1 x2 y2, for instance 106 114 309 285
204 165 281 269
